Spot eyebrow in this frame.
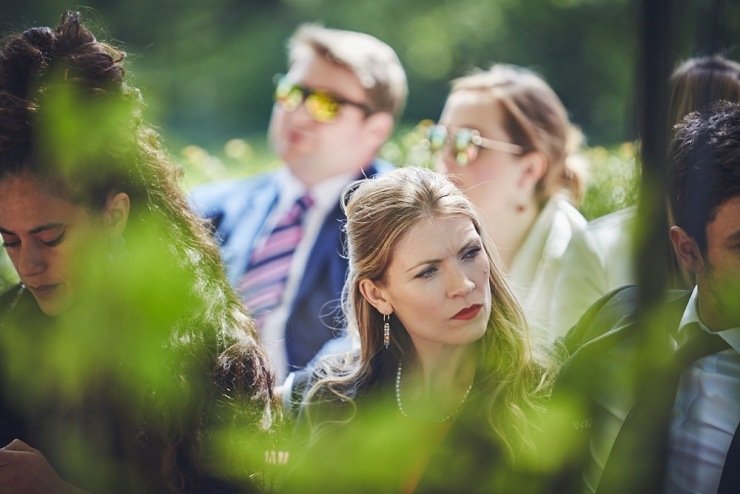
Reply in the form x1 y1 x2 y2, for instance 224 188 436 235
0 223 65 235
405 239 480 273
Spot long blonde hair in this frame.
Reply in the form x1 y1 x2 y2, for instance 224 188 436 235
306 167 554 454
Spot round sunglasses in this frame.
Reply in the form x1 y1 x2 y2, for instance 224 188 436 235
426 124 524 166
274 75 373 123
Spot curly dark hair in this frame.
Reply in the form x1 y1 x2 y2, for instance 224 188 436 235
0 11 274 492
669 101 740 253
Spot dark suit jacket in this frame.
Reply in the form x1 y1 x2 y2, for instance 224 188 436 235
190 160 392 372
555 286 738 494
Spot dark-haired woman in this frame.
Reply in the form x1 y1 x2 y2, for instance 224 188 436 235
0 12 273 493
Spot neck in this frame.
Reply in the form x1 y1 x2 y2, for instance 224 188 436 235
408 343 476 397
696 284 736 332
285 156 375 187
396 344 476 423
486 201 539 270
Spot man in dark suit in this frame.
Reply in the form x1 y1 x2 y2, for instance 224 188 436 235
191 24 407 383
554 102 740 494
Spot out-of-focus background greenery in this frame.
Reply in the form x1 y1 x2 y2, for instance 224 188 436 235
0 0 738 290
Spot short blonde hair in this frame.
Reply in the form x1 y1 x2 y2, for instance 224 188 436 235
451 64 585 207
288 24 408 120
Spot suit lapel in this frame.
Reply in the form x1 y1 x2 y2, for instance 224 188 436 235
595 292 692 494
290 162 386 315
222 179 279 283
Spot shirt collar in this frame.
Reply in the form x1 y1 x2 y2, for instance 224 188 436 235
278 166 358 215
275 167 306 208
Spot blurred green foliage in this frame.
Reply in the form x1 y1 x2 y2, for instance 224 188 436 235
0 255 15 292
0 212 271 489
3 0 737 154
580 142 640 220
0 3 734 490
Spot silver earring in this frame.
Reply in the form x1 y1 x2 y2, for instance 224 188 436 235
383 314 390 349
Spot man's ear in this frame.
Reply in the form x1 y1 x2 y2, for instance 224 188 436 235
517 150 548 190
359 278 393 316
669 226 704 274
363 112 394 148
103 192 130 237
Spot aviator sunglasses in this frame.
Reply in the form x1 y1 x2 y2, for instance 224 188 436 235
274 74 373 123
426 124 524 166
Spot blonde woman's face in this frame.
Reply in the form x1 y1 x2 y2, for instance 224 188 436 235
377 215 491 355
436 90 524 221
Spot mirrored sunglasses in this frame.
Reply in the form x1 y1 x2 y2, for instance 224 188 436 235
274 75 372 123
426 124 524 166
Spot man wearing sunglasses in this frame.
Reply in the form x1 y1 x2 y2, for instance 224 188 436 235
191 24 407 386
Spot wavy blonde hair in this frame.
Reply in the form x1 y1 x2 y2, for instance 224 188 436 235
451 64 585 208
305 167 555 455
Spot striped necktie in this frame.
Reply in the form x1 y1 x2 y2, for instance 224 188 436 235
238 194 313 328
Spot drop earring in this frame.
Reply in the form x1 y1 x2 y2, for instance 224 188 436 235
383 314 390 349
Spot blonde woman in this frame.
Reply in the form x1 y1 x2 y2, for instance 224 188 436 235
432 64 587 340
285 167 556 493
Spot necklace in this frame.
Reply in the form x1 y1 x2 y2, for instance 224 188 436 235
395 361 474 423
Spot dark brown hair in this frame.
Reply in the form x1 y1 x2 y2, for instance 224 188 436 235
0 11 274 491
668 54 740 128
669 101 740 252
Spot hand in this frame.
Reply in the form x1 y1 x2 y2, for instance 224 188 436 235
0 439 88 494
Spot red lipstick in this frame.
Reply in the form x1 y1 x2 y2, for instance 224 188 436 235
452 304 482 321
